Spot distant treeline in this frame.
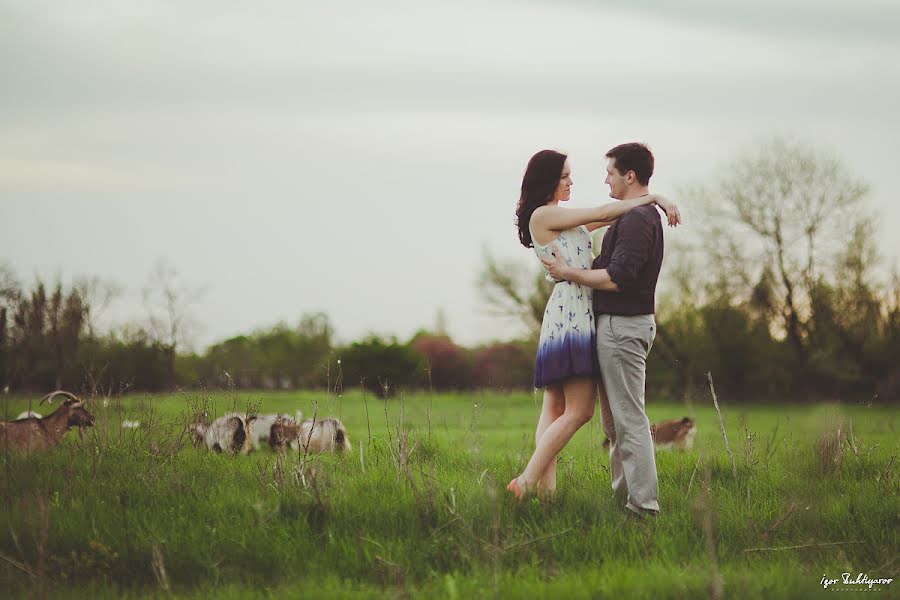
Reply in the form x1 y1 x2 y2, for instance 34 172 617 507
0 281 534 396
0 272 897 402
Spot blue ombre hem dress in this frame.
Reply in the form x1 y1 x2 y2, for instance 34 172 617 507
531 225 598 388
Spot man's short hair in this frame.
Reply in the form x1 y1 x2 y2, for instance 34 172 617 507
606 143 654 186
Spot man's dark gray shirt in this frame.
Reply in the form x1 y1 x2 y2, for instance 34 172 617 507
592 204 664 316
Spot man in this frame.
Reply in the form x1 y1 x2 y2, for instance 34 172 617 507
542 142 671 518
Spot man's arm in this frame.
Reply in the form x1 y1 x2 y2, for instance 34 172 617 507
542 210 656 291
541 253 621 291
604 211 653 291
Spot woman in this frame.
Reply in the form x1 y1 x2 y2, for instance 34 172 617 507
508 149 678 499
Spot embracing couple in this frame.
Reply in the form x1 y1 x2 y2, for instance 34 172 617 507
508 143 681 519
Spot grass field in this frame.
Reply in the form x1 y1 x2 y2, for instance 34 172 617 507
1 388 897 599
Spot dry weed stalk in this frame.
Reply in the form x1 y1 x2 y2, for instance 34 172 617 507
737 418 758 510
786 415 799 464
875 455 895 495
2 386 9 510
360 379 372 451
762 418 781 463
815 420 844 474
373 554 405 587
846 417 860 456
298 398 319 472
738 418 759 470
398 425 415 489
0 549 36 579
299 464 328 515
381 390 394 456
763 502 797 541
273 452 288 488
686 455 702 499
390 400 439 520
744 540 864 553
253 455 273 490
333 356 343 420
706 372 737 480
425 362 434 440
843 417 881 460
150 543 171 592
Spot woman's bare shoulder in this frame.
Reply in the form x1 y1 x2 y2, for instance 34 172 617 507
531 204 563 221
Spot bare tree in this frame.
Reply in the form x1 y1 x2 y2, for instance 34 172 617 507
142 259 205 389
476 247 552 339
688 136 872 384
48 282 64 388
46 281 86 389
0 262 21 388
73 276 122 339
0 262 20 306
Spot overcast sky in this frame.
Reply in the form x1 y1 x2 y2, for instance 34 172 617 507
2 0 899 350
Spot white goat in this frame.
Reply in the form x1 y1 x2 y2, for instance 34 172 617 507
190 413 257 455
270 417 352 453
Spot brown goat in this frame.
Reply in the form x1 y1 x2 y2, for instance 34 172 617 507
268 417 299 452
0 391 95 452
602 416 697 452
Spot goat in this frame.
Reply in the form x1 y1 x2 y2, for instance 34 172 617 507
270 417 351 454
16 411 42 420
603 416 697 452
0 391 95 452
247 411 304 451
189 413 257 455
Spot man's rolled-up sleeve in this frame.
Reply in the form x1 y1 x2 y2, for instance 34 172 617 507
605 212 652 291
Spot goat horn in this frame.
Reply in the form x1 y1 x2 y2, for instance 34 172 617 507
39 390 80 405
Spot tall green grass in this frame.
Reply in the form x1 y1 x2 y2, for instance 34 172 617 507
1 390 896 598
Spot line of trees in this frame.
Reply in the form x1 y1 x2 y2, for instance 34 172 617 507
0 279 85 391
0 262 539 394
0 273 167 393
0 272 538 394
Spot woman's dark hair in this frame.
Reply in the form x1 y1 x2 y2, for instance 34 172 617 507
515 149 567 248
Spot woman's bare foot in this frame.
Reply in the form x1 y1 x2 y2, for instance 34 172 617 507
507 476 527 500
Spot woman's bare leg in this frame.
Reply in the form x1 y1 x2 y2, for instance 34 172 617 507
516 377 595 491
535 386 566 496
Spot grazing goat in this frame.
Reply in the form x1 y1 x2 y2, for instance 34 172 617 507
0 391 95 452
270 417 351 453
189 413 257 455
603 416 697 452
16 411 42 420
248 411 304 451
